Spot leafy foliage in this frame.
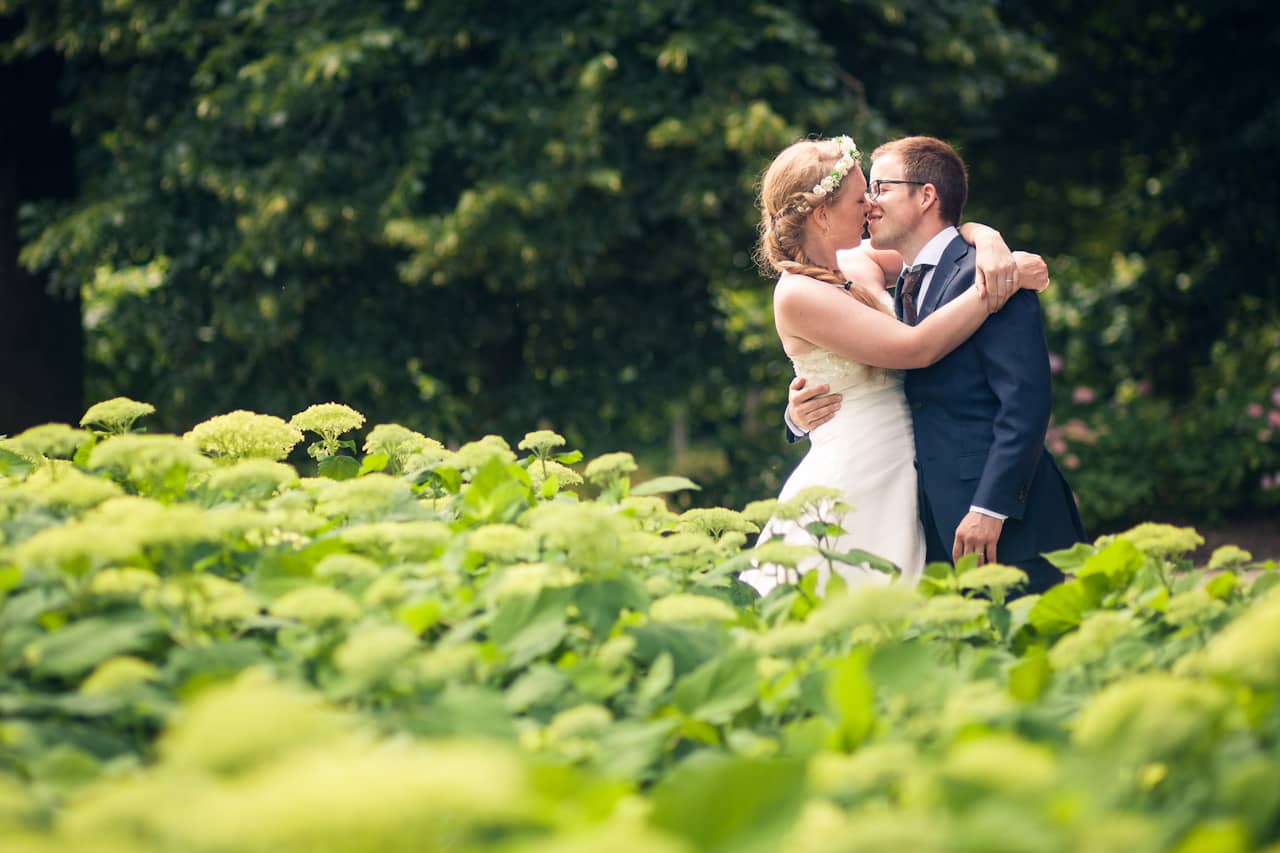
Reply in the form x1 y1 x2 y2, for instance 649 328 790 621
1 400 1279 850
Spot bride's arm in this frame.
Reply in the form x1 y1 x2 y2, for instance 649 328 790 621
775 277 990 370
958 222 1051 305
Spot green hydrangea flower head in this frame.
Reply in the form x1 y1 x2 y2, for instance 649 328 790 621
159 669 347 774
290 403 365 441
1207 545 1252 571
528 459 584 489
452 435 516 472
957 563 1028 596
185 410 304 461
546 703 613 742
914 595 989 627
290 403 366 459
89 433 211 486
773 485 848 521
468 523 539 562
649 593 738 623
314 474 415 521
491 562 580 600
79 655 161 696
314 553 382 582
518 430 567 455
203 459 298 501
7 423 90 459
943 734 1058 793
269 586 362 625
90 567 160 597
677 507 759 537
363 424 444 471
339 520 452 562
1072 673 1230 759
1185 589 1280 687
1110 522 1204 557
80 397 156 434
740 498 780 526
583 451 637 486
334 622 418 679
751 541 815 569
1164 589 1226 627
1049 610 1135 670
18 461 124 513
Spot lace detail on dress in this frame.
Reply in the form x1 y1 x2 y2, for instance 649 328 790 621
789 348 900 400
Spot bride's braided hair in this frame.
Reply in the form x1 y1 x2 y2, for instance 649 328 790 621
754 138 889 314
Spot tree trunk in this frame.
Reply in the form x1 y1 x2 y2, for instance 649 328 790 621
0 41 81 435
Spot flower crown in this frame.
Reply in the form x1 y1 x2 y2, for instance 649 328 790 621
811 135 860 197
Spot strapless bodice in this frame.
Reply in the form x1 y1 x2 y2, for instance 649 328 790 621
788 348 901 400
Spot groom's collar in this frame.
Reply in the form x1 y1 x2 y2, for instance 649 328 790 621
905 226 960 269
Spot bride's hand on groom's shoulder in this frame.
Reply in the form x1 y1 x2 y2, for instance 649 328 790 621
1013 252 1050 293
789 377 840 432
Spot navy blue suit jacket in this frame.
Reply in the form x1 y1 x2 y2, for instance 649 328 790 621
898 235 1084 564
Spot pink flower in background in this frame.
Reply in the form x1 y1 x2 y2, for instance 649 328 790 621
1049 437 1068 455
1272 387 1280 407
1048 352 1064 375
1269 410 1280 428
1264 474 1275 491
1071 386 1096 405
1134 380 1151 397
1247 403 1265 418
1063 454 1080 470
1260 430 1274 443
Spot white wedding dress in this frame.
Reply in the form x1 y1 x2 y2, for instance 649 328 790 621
740 341 926 596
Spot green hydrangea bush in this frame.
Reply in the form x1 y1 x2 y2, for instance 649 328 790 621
0 401 1277 852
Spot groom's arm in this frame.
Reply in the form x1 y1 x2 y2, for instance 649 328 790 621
968 290 1053 519
784 377 839 443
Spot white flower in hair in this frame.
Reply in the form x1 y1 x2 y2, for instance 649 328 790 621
812 135 860 197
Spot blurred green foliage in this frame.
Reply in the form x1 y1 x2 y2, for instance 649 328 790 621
1 0 1276 529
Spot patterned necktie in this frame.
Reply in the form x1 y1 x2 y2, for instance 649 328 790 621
899 263 934 325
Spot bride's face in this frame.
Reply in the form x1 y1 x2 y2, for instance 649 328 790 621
822 166 869 250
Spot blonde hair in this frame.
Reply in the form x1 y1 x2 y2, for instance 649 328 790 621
755 138 889 314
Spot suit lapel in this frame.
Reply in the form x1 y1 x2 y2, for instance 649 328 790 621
918 236 971 321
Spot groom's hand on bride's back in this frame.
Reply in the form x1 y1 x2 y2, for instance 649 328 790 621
788 377 840 432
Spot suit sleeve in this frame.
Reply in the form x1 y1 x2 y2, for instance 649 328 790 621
969 290 1052 519
783 406 807 444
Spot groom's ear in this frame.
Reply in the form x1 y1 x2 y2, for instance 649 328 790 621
918 183 940 214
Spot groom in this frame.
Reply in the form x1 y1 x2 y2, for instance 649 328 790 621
787 136 1084 594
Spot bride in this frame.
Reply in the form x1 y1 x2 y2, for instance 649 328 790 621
739 136 1046 596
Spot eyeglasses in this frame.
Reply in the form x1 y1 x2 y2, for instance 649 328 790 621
867 179 926 200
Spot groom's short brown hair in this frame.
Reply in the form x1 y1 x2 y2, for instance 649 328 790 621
872 136 968 226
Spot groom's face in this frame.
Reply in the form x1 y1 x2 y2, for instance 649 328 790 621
866 153 918 252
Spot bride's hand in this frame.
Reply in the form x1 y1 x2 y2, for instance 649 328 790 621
1014 251 1050 293
958 222 1016 311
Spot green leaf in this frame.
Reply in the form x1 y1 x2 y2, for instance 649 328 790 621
489 588 569 669
317 454 360 481
357 452 389 475
630 475 701 496
0 446 33 477
650 755 808 853
574 576 650 638
635 652 675 711
822 548 899 576
504 664 571 712
1008 645 1050 702
593 718 678 779
1027 578 1103 637
1042 541 1096 574
629 623 726 677
827 647 875 748
1204 572 1237 600
396 598 441 635
26 616 160 679
0 565 22 595
671 650 758 724
1077 539 1144 587
551 450 584 465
